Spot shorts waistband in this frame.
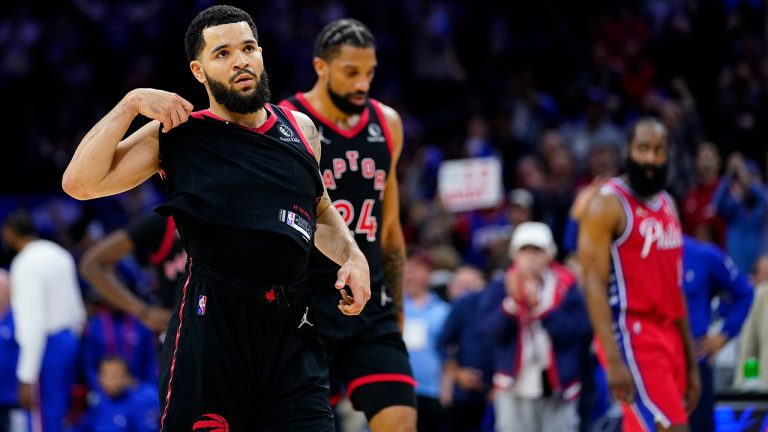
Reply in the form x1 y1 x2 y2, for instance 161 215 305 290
188 257 308 291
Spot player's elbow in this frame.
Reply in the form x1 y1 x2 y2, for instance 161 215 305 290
78 250 104 281
62 171 97 200
61 171 85 199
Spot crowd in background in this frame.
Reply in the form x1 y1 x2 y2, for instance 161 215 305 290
1 0 768 430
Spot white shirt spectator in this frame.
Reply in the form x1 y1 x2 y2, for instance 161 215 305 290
10 239 85 383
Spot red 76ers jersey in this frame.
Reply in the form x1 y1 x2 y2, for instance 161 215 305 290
603 178 685 322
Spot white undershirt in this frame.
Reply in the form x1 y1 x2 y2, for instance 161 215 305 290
10 240 85 383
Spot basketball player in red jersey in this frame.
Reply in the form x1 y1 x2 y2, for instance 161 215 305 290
280 19 416 432
578 118 700 431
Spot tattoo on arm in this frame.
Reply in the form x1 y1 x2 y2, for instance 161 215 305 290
382 248 404 313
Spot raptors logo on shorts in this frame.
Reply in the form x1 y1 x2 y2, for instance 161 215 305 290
192 413 229 432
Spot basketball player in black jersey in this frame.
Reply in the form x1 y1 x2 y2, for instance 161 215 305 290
62 5 371 431
280 19 417 432
80 212 185 334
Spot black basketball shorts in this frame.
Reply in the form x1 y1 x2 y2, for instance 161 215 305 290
159 259 334 431
309 272 416 420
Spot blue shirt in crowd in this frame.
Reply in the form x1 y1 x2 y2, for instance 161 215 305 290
713 177 768 274
0 310 18 406
82 311 158 392
437 288 496 404
404 293 450 399
682 235 753 344
75 382 159 432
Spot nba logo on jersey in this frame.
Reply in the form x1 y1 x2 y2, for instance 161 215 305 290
197 295 207 316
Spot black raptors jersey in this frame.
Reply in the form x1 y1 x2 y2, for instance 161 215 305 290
126 212 186 308
280 94 392 285
156 104 324 255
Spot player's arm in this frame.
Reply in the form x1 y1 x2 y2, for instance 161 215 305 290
62 89 193 200
698 247 753 360
295 112 371 316
578 190 636 404
79 230 170 333
379 104 407 331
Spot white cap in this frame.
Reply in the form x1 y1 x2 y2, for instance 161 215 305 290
509 222 557 257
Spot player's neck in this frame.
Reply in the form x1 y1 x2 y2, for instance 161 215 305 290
304 87 362 130
206 102 269 130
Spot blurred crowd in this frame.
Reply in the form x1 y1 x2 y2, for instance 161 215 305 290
1 0 768 430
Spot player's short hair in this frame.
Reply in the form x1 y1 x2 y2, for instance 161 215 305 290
313 18 375 61
627 117 667 146
3 209 36 237
185 5 259 61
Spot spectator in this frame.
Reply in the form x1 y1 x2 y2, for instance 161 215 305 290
438 267 494 432
75 356 159 432
403 248 451 432
0 269 19 431
81 308 157 393
713 153 768 273
510 72 560 152
477 188 535 274
2 209 86 432
682 235 753 432
560 87 623 170
715 61 765 162
479 222 591 432
656 79 700 197
575 141 620 190
507 188 535 228
539 147 578 256
445 265 486 303
735 254 768 388
681 143 726 245
455 204 511 271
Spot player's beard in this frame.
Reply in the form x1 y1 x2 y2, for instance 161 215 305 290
327 83 367 115
206 69 271 114
625 156 669 197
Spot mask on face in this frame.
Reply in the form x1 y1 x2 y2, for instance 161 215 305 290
625 155 669 197
207 69 271 114
327 82 366 115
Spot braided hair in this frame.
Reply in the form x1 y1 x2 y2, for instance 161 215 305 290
313 18 375 61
